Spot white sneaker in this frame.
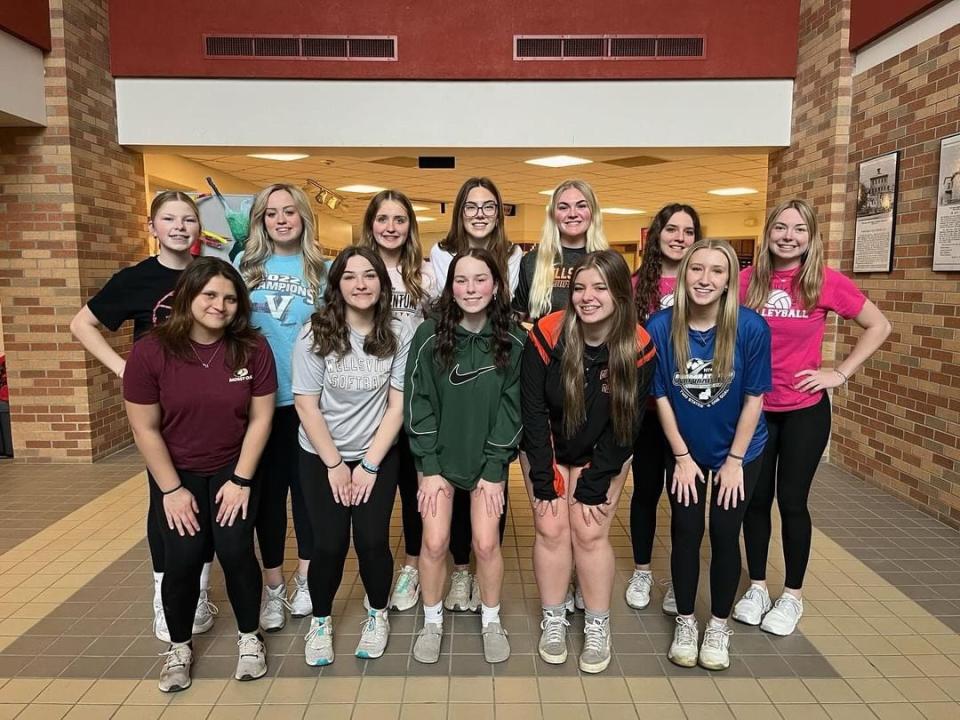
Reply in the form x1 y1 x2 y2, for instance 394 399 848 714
235 633 267 681
153 597 170 643
158 642 192 693
579 616 611 673
468 575 481 613
661 581 678 616
699 622 732 671
260 584 289 632
444 570 474 612
625 570 654 610
538 610 570 664
668 616 699 668
289 575 312 618
304 616 334 666
761 593 803 636
732 584 772 626
356 609 390 659
390 566 420 612
192 590 218 634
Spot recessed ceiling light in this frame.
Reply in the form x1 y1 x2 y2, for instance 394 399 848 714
602 208 645 215
525 155 593 168
337 184 386 193
417 216 436 222
246 153 309 162
411 204 430 212
707 187 759 196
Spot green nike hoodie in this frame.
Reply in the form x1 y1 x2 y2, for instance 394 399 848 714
404 317 524 490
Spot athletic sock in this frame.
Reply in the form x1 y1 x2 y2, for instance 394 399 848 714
423 601 443 628
481 603 501 629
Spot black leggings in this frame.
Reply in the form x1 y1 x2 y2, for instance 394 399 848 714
396 430 422 559
743 393 831 589
450 482 509 567
668 456 762 618
150 465 262 643
299 446 398 617
255 405 313 569
147 481 216 573
630 408 667 565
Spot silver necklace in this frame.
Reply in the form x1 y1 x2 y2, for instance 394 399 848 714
191 339 224 369
691 326 713 346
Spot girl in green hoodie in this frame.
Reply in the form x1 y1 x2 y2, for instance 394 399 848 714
405 248 523 665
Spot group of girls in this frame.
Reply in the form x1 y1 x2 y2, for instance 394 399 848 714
72 174 890 691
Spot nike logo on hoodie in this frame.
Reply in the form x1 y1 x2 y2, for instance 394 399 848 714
449 363 497 385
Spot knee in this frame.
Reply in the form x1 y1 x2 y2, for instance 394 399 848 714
421 531 450 562
534 517 570 552
570 524 605 554
472 534 500 564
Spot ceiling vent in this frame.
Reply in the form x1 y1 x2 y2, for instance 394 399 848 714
514 35 705 61
204 35 397 61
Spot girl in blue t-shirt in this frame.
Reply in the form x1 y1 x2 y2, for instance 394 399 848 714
645 238 771 672
236 183 329 631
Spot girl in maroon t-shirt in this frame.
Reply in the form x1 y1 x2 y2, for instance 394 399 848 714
627 204 701 614
124 258 277 693
733 199 891 636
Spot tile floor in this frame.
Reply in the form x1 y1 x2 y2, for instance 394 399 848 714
0 450 956 719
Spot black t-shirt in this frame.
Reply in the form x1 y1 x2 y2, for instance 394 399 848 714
512 245 586 320
86 256 183 340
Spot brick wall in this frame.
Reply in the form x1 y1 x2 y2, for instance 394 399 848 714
0 0 145 462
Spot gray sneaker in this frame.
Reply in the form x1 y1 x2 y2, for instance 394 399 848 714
482 621 510 663
661 581 678 616
538 610 569 664
193 590 218 634
158 643 192 693
235 633 267 681
355 609 390 659
304 616 334 666
444 570 473 612
579 616 612 674
413 622 443 664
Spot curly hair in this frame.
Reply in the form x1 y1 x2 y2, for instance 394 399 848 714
633 203 702 325
309 246 397 359
431 248 515 370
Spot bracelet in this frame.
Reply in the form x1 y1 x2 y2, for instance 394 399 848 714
325 457 343 470
161 484 182 496
360 458 380 475
230 473 252 488
835 369 848 384
673 451 690 459
728 452 745 462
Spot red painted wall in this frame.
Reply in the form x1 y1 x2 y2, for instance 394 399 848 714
849 0 942 52
109 0 799 80
0 0 51 51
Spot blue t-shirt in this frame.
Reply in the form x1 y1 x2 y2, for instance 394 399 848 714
647 306 772 470
237 253 326 406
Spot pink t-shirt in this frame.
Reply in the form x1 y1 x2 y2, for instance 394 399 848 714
631 274 678 314
739 266 866 412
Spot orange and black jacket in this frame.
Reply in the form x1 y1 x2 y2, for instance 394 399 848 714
520 311 657 505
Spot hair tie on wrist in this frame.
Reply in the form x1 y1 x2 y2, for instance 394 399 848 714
231 473 252 488
360 458 379 475
161 484 182 495
674 451 690 459
325 457 343 470
728 452 745 461
835 369 848 384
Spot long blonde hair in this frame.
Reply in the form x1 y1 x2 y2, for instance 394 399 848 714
670 239 740 383
357 189 428 307
744 198 824 311
529 179 608 319
561 250 637 445
239 183 327 301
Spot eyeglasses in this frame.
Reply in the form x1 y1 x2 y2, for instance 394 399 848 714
462 202 498 218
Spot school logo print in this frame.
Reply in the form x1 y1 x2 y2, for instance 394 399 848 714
673 357 732 407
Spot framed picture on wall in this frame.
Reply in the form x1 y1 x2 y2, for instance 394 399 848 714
853 150 899 273
933 133 960 271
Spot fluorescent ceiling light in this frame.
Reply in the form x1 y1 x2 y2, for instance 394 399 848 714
337 184 386 193
538 189 555 196
707 187 759 196
525 155 593 168
411 204 430 212
247 153 309 162
602 208 645 215
417 216 436 222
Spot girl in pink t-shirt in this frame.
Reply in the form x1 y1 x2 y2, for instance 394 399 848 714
733 199 891 636
626 204 701 613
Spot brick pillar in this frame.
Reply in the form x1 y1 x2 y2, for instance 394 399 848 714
0 0 145 462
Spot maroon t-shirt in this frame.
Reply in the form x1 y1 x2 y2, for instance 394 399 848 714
123 333 277 473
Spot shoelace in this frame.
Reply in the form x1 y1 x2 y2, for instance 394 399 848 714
582 618 608 655
395 568 417 593
674 617 698 646
743 586 767 604
539 614 569 645
265 589 293 614
772 594 802 617
630 571 654 592
702 624 732 650
237 635 262 658
659 579 674 595
159 644 191 668
305 620 330 643
197 596 220 618
450 571 471 596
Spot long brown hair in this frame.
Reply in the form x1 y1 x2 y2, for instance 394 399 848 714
432 248 515 370
152 257 260 371
357 189 428 306
439 177 514 287
744 198 824 312
670 239 740 383
561 250 638 444
309 246 397 359
633 203 702 325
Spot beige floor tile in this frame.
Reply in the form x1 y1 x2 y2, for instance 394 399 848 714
398 703 448 720
581 676 631 703
34 679 95 704
450 677 493 703
537 677 584 703
822 704 877 719
15 704 72 720
833 618 879 636
927 637 960 655
493 677 538 704
78 679 138 705
0 679 52 704
776 704 830 720
357 677 405 703
111 708 164 720
809 635 859 654
904 618 955 636
219 679 271 705
310 677 360 704
0 705 24 719
681 703 735 719
588 703 638 720
888 678 952 703
538 703 589 720
848 678 907 703
253 705 308 719
625 677 676 704
633 702 686 719
847 635 899 656
914 701 960 719
907 655 960 677
715 678 769 704
825 656 883 679
167 679 228 705
124 680 174 706
494 703 544 720
266 678 320 704
867 703 925 720
803 679 859 703
207 708 258 720
670 677 723 703
64 706 121 719
303 703 353 720
760 679 816 704
931 676 960 702
729 704 783 719
868 655 924 678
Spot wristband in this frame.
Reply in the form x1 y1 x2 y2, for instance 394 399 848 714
161 484 183 496
728 452 744 462
360 458 379 475
231 473 252 488
673 451 690 459
835 369 848 384
325 457 343 470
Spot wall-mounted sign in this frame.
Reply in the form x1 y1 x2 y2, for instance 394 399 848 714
853 150 899 273
933 133 960 272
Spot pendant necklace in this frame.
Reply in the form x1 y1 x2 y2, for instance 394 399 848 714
191 338 224 369
692 327 712 346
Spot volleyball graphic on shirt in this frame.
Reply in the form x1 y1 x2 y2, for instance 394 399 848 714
152 291 175 327
765 289 792 310
660 293 675 309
